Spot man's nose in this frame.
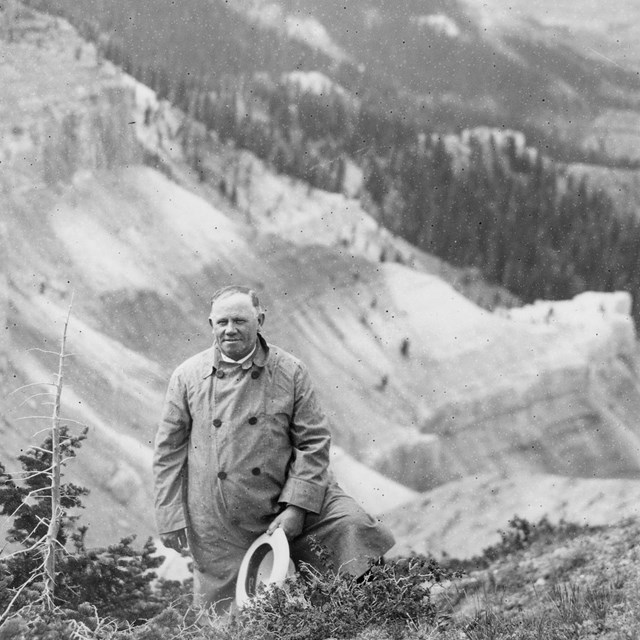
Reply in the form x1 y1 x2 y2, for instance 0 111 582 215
225 322 238 334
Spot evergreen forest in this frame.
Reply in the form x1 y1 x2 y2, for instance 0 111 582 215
22 0 640 320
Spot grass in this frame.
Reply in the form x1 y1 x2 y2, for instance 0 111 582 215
3 517 640 640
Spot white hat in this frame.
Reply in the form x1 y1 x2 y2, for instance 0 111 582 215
235 528 296 607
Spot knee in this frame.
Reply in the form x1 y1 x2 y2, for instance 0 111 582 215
342 510 395 545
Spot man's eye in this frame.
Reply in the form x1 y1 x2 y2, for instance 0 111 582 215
217 320 227 326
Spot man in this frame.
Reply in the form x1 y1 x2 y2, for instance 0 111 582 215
153 285 395 611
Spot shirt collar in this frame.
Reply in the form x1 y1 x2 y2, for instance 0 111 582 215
220 344 256 365
203 333 270 378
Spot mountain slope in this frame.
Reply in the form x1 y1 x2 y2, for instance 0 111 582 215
462 0 640 72
4 10 640 556
24 0 640 156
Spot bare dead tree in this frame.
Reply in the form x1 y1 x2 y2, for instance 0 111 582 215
41 297 73 607
1 296 75 619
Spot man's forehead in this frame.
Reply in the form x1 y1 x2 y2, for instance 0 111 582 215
210 292 255 314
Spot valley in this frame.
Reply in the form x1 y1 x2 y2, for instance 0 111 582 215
462 0 640 72
3 7 640 567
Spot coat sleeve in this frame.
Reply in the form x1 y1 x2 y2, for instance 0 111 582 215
278 363 331 514
153 368 191 534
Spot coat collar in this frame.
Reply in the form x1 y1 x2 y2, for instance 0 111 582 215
202 333 269 379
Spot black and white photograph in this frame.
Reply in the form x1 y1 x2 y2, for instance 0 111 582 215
3 0 640 636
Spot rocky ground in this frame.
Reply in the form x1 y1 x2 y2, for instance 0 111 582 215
437 516 640 639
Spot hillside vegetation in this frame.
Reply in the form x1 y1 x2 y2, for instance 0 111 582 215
2 413 640 637
24 0 640 138
4 436 640 640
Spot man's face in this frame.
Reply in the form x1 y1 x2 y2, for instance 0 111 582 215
209 292 263 361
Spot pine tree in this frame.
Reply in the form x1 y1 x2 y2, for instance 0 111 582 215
0 426 88 615
1 311 187 624
0 428 184 623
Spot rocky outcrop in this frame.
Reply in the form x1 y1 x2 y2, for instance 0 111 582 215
373 289 640 490
0 13 138 190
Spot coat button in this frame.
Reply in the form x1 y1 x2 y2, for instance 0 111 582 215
215 370 225 379
251 370 260 379
251 467 261 476
230 517 240 526
217 471 227 480
213 419 222 428
248 416 258 425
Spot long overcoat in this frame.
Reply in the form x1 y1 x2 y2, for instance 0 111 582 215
153 334 394 606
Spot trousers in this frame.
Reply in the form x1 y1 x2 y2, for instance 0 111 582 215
192 482 395 612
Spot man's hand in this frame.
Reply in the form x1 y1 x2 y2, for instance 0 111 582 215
267 505 306 540
160 528 188 551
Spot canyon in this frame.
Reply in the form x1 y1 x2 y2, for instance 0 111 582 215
3 9 640 562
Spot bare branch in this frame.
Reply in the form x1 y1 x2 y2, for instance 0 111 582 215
35 513 52 528
28 427 54 438
23 486 54 498
0 572 40 626
8 382 56 395
0 487 52 534
55 418 88 427
29 417 89 434
1 468 52 479
27 446 53 455
27 348 64 356
16 392 57 407
47 417 87 428
0 533 48 560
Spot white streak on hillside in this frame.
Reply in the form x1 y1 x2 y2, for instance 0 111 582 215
223 0 347 61
54 208 150 290
12 350 153 471
21 293 164 397
413 14 461 38
283 70 348 98
283 14 345 59
51 168 250 293
382 264 495 360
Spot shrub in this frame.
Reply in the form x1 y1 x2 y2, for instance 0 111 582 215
217 549 459 640
0 428 189 624
446 515 597 572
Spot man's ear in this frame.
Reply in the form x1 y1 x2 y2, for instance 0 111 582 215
257 312 265 327
208 317 213 327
